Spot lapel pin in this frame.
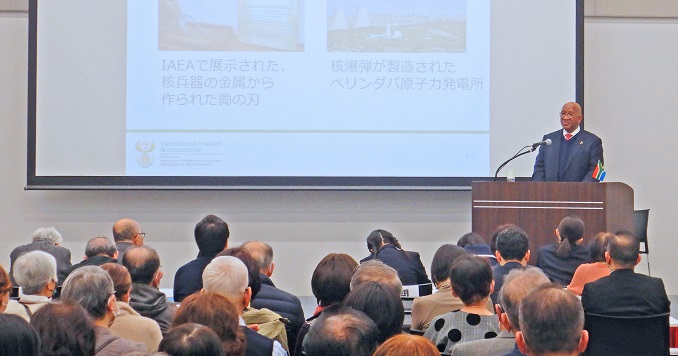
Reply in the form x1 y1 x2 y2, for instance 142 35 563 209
579 141 583 145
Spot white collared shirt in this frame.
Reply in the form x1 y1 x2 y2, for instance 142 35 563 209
563 126 581 138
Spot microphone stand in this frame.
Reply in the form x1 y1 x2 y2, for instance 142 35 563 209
494 144 538 180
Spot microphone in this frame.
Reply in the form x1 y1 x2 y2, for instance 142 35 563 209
531 138 552 151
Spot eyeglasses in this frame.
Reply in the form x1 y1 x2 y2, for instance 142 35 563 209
559 112 576 118
137 232 146 239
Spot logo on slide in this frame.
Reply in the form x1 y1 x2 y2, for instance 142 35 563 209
135 142 156 168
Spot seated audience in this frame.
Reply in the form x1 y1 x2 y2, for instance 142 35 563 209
457 232 497 266
9 227 72 285
491 225 531 304
350 259 402 295
0 264 12 313
0 314 40 356
452 267 550 356
536 216 592 286
411 244 471 332
123 245 177 335
63 237 118 278
218 247 288 352
159 323 226 356
302 305 380 356
60 266 146 355
30 302 96 356
343 281 404 343
173 214 229 303
112 218 145 259
582 231 670 316
242 240 305 354
360 229 431 286
294 253 358 356
100 262 163 352
517 284 588 356
566 232 613 296
4 250 57 321
373 334 440 356
424 255 499 355
172 292 246 356
202 255 286 356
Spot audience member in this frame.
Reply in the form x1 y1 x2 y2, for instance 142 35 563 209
343 281 404 343
112 218 144 259
424 255 499 354
350 259 402 295
9 227 72 285
30 302 96 356
302 305 380 356
172 292 246 356
173 214 229 302
0 264 12 313
566 232 613 296
218 247 288 352
122 245 177 335
582 231 670 316
411 244 474 332
360 229 431 286
452 267 550 356
457 232 497 266
517 284 588 356
491 226 530 304
242 241 305 354
203 256 286 356
294 253 358 356
4 250 57 321
101 262 163 352
159 323 226 356
0 314 40 356
60 265 146 355
536 216 592 285
63 236 118 278
373 334 440 356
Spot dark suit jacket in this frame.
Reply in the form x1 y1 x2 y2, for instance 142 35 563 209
173 255 213 303
10 240 72 285
63 255 116 281
532 129 603 182
361 245 430 286
535 243 591 286
490 262 524 305
581 268 670 316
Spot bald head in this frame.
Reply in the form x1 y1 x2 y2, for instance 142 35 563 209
240 241 273 274
122 246 160 285
560 102 583 133
113 218 142 245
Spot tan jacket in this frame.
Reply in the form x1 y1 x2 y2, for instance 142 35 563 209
109 301 163 352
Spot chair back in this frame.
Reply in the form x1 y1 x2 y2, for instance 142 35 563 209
584 312 670 356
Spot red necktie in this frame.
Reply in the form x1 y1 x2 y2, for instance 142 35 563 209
565 133 573 140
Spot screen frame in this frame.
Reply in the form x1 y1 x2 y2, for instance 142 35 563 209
26 0 584 190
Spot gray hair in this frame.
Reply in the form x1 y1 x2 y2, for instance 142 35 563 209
84 237 117 258
350 260 402 296
202 256 249 301
61 266 114 319
499 267 550 331
13 250 57 295
240 241 274 272
31 227 63 245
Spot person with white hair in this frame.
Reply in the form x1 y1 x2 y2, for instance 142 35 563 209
9 227 72 284
4 250 58 321
203 256 287 356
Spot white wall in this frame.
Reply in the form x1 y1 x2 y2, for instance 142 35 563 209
2 6 678 296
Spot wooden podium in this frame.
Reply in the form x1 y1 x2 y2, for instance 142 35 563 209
471 182 634 264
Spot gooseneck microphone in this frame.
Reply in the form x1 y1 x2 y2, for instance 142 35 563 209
494 138 551 179
531 138 552 151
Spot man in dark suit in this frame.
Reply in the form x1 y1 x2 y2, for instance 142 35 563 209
9 227 72 285
581 232 670 316
532 102 604 182
360 229 430 286
62 236 118 279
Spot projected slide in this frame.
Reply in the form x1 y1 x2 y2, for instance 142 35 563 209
126 0 489 177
